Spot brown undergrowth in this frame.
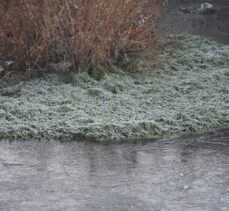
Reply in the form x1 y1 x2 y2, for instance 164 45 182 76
0 0 159 82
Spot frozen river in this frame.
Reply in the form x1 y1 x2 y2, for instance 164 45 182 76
0 128 229 210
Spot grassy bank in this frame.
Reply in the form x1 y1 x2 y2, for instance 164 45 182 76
0 35 229 141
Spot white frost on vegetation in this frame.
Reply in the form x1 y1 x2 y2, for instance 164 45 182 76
0 35 229 141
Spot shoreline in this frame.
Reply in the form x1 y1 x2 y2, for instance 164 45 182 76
1 34 229 142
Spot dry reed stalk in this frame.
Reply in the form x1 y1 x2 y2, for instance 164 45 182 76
0 0 159 77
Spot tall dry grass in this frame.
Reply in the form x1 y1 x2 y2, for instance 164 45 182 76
0 0 159 77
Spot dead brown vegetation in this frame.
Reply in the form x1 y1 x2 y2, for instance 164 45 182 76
0 0 159 78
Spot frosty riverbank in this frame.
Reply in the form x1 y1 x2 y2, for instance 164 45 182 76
0 35 229 141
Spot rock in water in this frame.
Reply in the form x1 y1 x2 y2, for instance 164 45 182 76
179 2 216 15
198 2 216 14
179 7 197 14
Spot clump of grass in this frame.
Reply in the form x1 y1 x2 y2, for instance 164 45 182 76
0 0 159 80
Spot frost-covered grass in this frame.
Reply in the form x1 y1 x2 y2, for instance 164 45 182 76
0 35 229 141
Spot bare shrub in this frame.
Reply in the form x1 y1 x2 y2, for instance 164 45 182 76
0 0 159 77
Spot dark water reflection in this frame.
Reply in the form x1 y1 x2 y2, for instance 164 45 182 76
158 0 229 44
0 129 228 210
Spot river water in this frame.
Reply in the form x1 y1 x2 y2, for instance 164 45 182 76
0 128 229 211
158 0 229 44
1 0 229 210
